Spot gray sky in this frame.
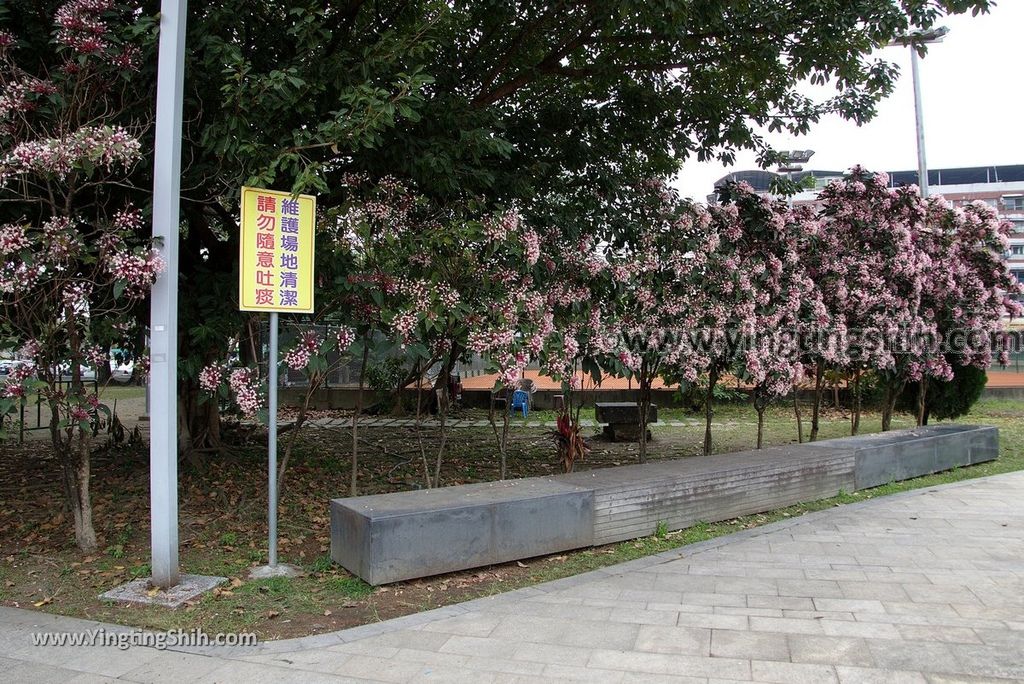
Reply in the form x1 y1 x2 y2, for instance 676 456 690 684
674 2 1023 200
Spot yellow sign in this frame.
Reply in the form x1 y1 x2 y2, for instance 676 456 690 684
239 186 316 313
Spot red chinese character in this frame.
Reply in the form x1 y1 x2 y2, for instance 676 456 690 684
256 233 274 249
255 289 273 305
257 195 276 212
257 214 276 231
256 270 274 286
256 251 274 268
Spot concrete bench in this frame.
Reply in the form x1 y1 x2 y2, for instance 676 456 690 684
594 401 658 441
811 423 998 490
330 424 998 584
330 479 593 585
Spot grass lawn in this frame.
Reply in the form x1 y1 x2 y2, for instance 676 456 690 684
1 396 1021 640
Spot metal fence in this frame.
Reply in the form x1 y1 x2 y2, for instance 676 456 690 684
262 321 528 387
3 377 101 443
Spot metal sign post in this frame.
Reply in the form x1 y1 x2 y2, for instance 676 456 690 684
239 187 316 579
267 311 280 567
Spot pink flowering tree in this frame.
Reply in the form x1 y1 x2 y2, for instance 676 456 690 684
813 169 944 433
711 183 808 449
533 229 607 473
334 176 541 486
911 197 1023 422
0 1 157 551
200 322 357 493
584 179 712 462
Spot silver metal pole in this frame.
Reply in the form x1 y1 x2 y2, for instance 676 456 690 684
910 48 929 198
268 311 279 567
149 0 188 589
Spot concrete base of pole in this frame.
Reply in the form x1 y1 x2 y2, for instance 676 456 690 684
99 574 226 609
249 563 304 580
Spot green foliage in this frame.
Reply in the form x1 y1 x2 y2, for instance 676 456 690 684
671 377 747 413
900 363 988 422
366 357 408 398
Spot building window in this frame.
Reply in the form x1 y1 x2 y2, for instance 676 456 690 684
1013 270 1024 285
1004 196 1024 211
1012 245 1024 256
1013 220 1024 234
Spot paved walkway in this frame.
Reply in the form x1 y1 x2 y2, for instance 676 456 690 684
3 472 1024 683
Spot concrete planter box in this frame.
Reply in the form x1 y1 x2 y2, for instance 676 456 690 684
812 424 997 490
330 424 998 584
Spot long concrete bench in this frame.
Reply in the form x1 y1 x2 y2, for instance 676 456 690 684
330 424 997 584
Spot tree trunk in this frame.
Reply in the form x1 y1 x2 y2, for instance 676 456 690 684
851 370 862 436
499 405 510 479
793 386 803 444
350 343 370 497
97 340 112 385
415 369 432 487
703 367 718 456
178 380 222 460
62 309 97 552
756 406 765 449
70 432 97 552
637 363 652 464
917 376 928 427
432 394 449 488
810 361 824 442
278 378 317 494
488 387 511 480
881 379 904 432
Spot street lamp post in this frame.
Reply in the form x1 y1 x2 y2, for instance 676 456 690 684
777 149 816 208
149 0 188 590
890 26 949 198
776 149 815 445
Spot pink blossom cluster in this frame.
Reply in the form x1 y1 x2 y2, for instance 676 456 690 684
82 343 107 368
522 229 540 266
2 361 36 399
436 283 460 309
41 216 84 264
61 281 92 312
198 362 226 393
0 261 43 293
0 223 30 256
113 206 144 232
284 331 321 371
0 78 57 117
19 339 41 360
2 125 141 183
336 326 356 351
55 0 114 56
483 208 520 242
135 354 150 380
105 249 165 297
228 367 263 419
393 310 419 345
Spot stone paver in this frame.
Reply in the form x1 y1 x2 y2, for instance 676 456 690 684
3 472 1024 683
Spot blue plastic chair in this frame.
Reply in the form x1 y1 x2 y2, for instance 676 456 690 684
510 389 529 418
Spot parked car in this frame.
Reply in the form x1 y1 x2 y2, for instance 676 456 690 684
57 364 97 382
110 361 134 383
